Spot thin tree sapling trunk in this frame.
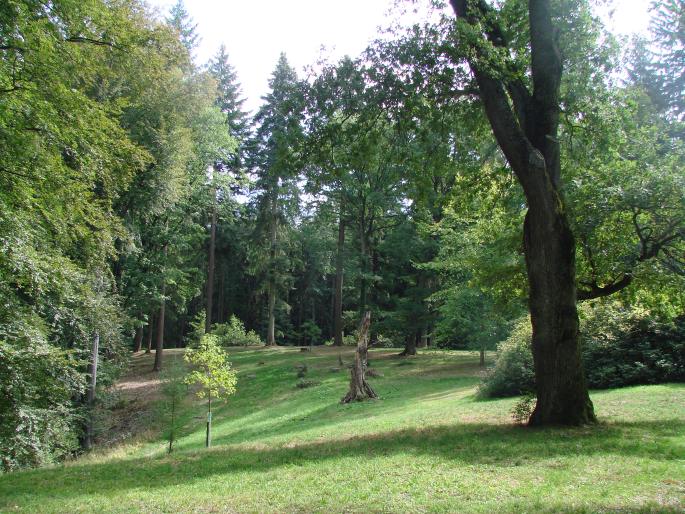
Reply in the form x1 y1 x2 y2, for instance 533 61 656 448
84 331 99 450
206 392 212 448
341 311 377 403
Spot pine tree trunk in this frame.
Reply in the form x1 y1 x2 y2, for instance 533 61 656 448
145 314 154 354
133 324 143 353
267 282 276 346
341 311 377 403
334 207 345 346
399 332 418 357
205 186 217 333
266 196 278 346
418 329 428 348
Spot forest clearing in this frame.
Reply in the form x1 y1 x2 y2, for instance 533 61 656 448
1 0 684 511
1 347 683 513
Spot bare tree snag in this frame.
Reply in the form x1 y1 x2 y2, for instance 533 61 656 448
341 311 377 403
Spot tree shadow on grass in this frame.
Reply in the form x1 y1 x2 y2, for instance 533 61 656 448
1 418 682 506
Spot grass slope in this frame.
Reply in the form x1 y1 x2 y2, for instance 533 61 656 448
1 347 683 513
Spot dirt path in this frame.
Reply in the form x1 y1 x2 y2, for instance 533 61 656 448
95 349 185 447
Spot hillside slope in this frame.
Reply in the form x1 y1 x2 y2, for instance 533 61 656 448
0 347 683 513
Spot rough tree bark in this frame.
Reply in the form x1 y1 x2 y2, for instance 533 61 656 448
341 311 377 403
450 0 595 425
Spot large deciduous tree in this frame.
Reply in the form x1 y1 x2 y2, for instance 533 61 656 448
450 0 595 425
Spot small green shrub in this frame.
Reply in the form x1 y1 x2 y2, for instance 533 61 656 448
511 394 536 425
373 334 395 348
342 334 358 346
478 317 535 398
212 316 263 347
480 304 685 398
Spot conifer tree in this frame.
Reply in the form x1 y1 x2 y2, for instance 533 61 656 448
204 45 249 331
167 1 200 59
249 54 304 345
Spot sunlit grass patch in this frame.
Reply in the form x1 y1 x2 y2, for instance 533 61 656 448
0 348 682 513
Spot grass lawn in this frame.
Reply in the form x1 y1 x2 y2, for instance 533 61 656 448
0 347 683 513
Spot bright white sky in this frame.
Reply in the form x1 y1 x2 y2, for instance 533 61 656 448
147 0 652 114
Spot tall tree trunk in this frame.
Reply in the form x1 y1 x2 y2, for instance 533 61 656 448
524 205 594 425
145 314 154 354
399 332 418 357
205 186 217 334
418 328 428 348
84 331 99 450
153 284 166 372
334 206 345 346
341 311 377 403
133 324 143 353
266 196 278 346
450 0 595 425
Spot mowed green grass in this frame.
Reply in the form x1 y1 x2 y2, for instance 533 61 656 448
1 347 683 513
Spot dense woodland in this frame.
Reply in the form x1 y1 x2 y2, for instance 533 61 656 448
1 0 684 470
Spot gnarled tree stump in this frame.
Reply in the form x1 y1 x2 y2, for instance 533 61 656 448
341 311 377 403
